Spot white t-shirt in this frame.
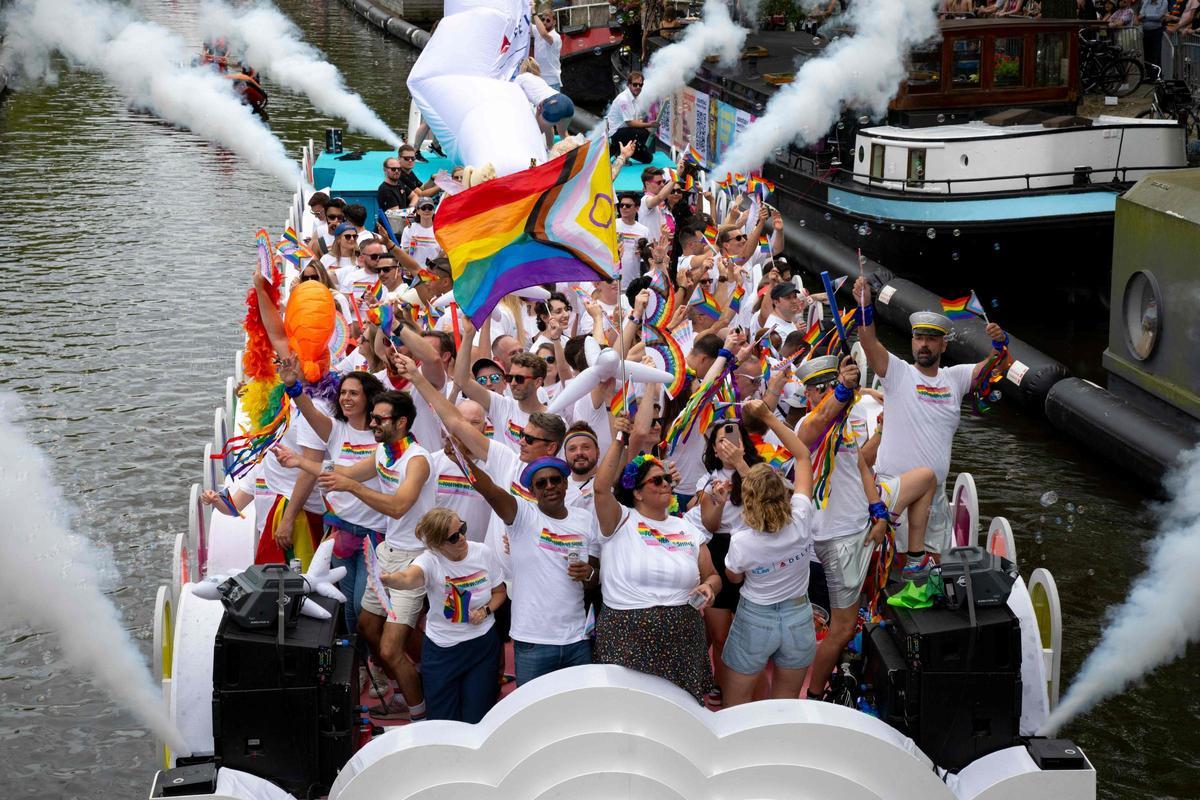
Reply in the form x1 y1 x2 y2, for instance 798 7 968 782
565 474 596 510
257 400 331 526
339 267 380 304
638 194 667 244
684 469 744 537
507 501 599 645
571 394 614 455
534 28 563 86
809 402 872 541
487 391 532 453
615 218 649 290
514 71 558 106
414 541 504 647
484 438 533 502
598 510 705 610
427 450 493 543
334 349 368 375
605 87 639 130
761 312 799 340
876 352 974 484
726 494 814 605
670 412 709 494
297 418 387 533
374 440 432 549
400 222 441 269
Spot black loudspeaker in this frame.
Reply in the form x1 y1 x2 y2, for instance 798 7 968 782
150 762 218 797
216 564 307 630
213 595 361 794
865 600 1023 772
214 595 340 690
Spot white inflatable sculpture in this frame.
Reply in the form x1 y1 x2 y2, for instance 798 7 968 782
407 0 547 175
547 337 675 415
190 539 347 620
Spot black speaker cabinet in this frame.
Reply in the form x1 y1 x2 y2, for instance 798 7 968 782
214 595 340 691
883 601 1021 674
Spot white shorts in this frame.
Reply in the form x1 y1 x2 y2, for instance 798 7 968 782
812 525 875 610
361 542 425 626
876 473 951 555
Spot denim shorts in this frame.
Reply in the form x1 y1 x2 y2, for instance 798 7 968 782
721 595 816 675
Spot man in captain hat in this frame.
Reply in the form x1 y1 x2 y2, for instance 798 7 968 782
794 354 941 698
851 278 1010 571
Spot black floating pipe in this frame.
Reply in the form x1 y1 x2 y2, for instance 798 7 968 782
1045 377 1192 491
781 220 1069 413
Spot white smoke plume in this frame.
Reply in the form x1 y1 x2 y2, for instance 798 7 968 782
0 395 190 755
638 0 747 109
3 0 302 188
1040 445 1200 734
200 2 402 147
716 0 940 175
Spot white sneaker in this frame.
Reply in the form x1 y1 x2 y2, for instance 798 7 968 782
367 662 391 698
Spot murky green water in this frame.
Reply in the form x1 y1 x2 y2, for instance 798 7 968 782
0 2 1194 797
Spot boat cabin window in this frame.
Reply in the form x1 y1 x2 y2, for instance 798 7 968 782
907 50 942 94
1035 32 1068 87
951 38 981 89
907 148 926 187
993 36 1024 88
871 144 885 180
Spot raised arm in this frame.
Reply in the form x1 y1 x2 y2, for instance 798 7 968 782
462 454 518 525
796 356 860 448
852 276 890 379
278 354 334 442
393 352 492 460
451 317 494 410
253 269 291 358
594 416 633 535
744 399 812 498
973 322 1013 384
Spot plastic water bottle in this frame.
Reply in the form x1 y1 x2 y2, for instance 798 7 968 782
289 558 302 573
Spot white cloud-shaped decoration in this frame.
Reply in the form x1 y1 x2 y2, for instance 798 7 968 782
330 665 1095 800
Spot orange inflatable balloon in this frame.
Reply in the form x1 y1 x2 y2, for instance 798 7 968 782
285 281 336 383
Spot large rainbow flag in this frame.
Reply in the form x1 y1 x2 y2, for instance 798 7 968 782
434 137 618 326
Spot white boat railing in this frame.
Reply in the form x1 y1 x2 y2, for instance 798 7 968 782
951 471 979 548
1028 568 1063 709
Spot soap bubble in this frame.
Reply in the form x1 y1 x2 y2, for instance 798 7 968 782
1087 568 1095 576
1068 514 1075 524
992 242 1001 251
1034 533 1043 544
952 228 961 237
926 228 936 239
1055 516 1062 525
1076 505 1086 515
799 219 806 227
824 212 832 221
1039 491 1058 507
951 251 960 261
987 389 1002 402
1066 502 1075 513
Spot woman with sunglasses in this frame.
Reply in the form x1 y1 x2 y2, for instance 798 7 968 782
593 416 720 703
720 399 816 707
399 201 442 268
380 508 507 723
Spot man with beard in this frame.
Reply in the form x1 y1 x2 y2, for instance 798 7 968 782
853 278 1010 570
562 422 600 509
467 454 599 685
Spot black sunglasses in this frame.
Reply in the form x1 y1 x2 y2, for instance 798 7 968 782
506 374 532 385
732 234 748 242
341 233 357 240
385 165 402 171
418 205 435 211
619 202 636 209
638 474 671 489
399 155 416 161
369 413 393 425
534 473 565 490
629 82 643 87
522 432 556 445
300 272 319 282
364 252 384 260
446 522 467 545
378 266 396 273
542 355 556 364
326 214 344 221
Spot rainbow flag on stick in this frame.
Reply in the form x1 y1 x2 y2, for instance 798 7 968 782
941 291 987 320
435 136 618 326
689 286 721 319
684 143 706 169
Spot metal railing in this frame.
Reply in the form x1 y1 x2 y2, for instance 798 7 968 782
554 2 611 31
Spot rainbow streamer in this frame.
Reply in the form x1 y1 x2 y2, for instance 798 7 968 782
435 135 617 326
689 286 721 319
214 380 290 479
807 389 857 510
662 368 732 454
969 346 1009 415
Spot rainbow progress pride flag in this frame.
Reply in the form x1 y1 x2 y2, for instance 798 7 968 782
435 137 617 326
941 290 987 321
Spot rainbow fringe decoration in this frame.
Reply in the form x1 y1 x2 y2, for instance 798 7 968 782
645 326 687 399
689 286 721 319
969 347 1009 414
807 389 858 510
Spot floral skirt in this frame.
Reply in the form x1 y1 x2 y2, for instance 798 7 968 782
594 604 714 703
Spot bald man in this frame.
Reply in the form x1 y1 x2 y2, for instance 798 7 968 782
425 399 496 542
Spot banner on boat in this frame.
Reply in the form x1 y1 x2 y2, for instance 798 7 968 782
660 86 756 168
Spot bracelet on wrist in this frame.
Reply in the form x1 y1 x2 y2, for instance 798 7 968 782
855 304 875 326
833 382 853 402
868 501 889 522
992 333 1010 351
284 381 303 398
717 347 734 361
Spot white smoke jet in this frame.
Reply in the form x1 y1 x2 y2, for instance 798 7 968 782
0 394 190 756
200 2 402 147
715 0 940 175
3 0 302 188
1040 446 1200 735
638 0 747 109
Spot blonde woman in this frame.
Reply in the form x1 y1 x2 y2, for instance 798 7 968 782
381 507 507 723
720 400 816 707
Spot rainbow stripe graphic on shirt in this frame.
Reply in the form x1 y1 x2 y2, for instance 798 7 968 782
375 460 401 487
504 419 525 443
915 384 953 404
340 441 377 461
537 528 585 556
484 423 495 439
636 522 693 552
254 477 270 496
437 474 476 497
510 481 535 501
443 570 488 623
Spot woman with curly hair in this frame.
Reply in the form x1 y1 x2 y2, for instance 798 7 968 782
592 416 720 702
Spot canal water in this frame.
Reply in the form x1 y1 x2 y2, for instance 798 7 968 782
0 1 1194 797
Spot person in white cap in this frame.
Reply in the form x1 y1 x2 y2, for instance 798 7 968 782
852 278 1010 571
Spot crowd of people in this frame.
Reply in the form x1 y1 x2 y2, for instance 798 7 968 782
205 90 1012 725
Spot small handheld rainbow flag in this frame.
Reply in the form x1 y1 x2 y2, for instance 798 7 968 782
367 280 385 304
366 303 395 333
941 291 986 320
729 283 747 313
802 319 822 347
684 143 706 169
689 286 721 319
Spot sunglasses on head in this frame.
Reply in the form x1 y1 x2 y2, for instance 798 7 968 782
476 373 504 385
522 431 556 445
534 473 565 490
446 522 467 545
506 374 532 385
638 474 671 489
